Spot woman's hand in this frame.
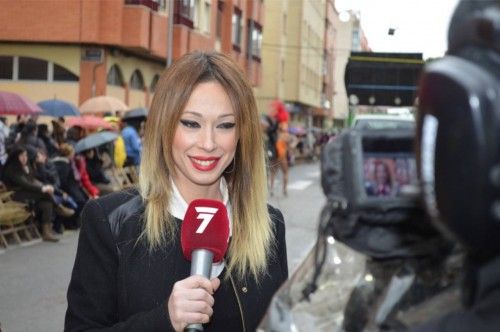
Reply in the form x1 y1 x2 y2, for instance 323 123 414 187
167 275 221 332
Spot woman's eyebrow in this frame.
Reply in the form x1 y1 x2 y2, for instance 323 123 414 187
182 111 235 119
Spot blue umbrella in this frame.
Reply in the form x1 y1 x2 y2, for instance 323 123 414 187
38 99 80 117
74 131 118 154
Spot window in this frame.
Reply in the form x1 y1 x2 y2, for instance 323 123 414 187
203 1 211 33
107 65 125 86
174 0 194 28
0 56 79 82
247 21 262 60
216 1 224 39
124 0 160 11
18 57 48 80
281 59 285 82
193 0 200 29
231 8 242 50
0 56 13 79
53 63 78 81
155 0 166 11
150 74 159 92
130 70 145 90
283 13 287 35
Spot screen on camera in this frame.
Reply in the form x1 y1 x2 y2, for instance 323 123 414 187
362 154 417 197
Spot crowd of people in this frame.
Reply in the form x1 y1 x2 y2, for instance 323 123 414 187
0 114 144 242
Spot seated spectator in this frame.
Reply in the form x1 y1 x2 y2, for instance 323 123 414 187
51 143 91 229
16 118 47 154
37 123 59 158
66 126 85 147
51 118 66 146
103 117 127 168
74 151 100 199
82 148 114 195
2 145 74 242
32 148 78 233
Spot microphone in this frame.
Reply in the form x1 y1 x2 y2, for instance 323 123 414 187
181 199 230 332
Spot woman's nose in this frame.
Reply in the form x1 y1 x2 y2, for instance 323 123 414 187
199 128 217 151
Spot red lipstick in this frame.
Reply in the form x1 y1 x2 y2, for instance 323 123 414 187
190 156 220 171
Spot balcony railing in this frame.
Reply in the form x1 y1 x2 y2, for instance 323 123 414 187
124 0 159 11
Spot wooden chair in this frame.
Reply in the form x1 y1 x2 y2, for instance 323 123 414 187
109 167 134 190
0 189 40 248
123 166 139 185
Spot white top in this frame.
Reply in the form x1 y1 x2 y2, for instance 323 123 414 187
168 179 232 278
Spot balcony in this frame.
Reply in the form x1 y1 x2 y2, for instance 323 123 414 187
125 0 159 11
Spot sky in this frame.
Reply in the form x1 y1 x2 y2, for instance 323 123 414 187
335 0 461 59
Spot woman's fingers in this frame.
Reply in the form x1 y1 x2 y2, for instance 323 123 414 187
183 275 217 294
211 277 221 292
167 276 219 331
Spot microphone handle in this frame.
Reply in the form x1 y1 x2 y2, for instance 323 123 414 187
185 249 214 332
185 328 202 332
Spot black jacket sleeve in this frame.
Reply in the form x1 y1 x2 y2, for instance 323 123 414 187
269 205 288 280
276 208 288 280
64 199 173 331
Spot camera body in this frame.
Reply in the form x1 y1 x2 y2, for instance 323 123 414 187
324 128 417 209
321 127 442 259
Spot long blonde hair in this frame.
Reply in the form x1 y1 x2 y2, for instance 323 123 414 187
139 51 272 281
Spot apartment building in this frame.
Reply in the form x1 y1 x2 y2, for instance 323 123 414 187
255 0 327 130
0 0 263 109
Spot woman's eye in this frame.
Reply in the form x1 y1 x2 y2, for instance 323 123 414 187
218 122 236 129
180 119 200 128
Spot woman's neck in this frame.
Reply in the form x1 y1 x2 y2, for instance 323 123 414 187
173 179 223 204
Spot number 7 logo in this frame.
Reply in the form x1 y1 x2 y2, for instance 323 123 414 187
195 207 219 234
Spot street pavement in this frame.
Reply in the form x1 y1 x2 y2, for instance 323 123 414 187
0 161 325 332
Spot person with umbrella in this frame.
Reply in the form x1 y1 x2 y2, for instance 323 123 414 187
122 118 142 167
121 117 142 166
268 99 292 197
73 130 121 195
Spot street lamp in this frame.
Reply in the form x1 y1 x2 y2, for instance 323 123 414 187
339 11 350 23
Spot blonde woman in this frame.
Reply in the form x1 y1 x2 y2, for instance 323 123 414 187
65 52 288 332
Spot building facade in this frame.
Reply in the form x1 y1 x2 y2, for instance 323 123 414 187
0 0 263 110
255 0 326 129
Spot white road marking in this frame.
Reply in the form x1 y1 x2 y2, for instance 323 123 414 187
307 170 320 178
288 180 313 191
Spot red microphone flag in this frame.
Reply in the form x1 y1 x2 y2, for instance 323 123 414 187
181 199 230 263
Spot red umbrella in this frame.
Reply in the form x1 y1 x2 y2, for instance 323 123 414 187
0 91 43 115
65 115 113 130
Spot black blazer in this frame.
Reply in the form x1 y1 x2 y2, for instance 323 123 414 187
65 190 288 331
